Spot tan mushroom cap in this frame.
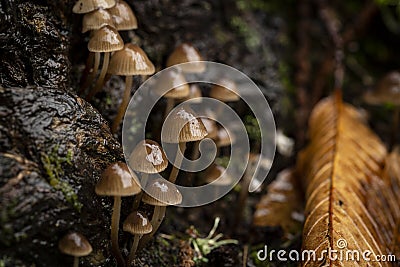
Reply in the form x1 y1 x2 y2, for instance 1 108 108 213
123 211 152 235
364 71 400 106
216 127 234 147
73 0 116 14
162 106 208 143
129 139 168 174
210 78 240 102
142 178 182 206
204 164 233 186
107 43 155 75
95 162 141 196
59 232 92 257
88 26 124 53
200 118 217 140
178 84 202 103
82 8 115 33
153 68 190 99
166 43 206 73
108 0 138 31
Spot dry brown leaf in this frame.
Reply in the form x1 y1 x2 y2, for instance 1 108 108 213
297 94 400 266
253 168 304 237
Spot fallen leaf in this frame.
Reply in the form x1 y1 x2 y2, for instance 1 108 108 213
297 94 400 266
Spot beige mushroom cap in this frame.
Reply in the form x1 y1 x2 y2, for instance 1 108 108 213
178 84 202 104
153 68 190 99
58 232 92 257
95 162 141 196
123 211 152 235
166 43 206 73
200 118 218 140
364 71 400 106
204 164 233 186
210 78 240 102
88 26 124 52
82 8 115 33
108 0 138 31
129 139 168 174
73 0 116 14
107 43 155 75
162 106 208 143
142 178 182 206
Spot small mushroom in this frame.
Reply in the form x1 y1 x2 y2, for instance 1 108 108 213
139 178 182 248
108 0 138 31
129 139 168 210
178 84 203 104
209 78 240 102
82 8 115 33
73 0 116 14
363 71 400 148
203 163 233 186
166 43 206 73
153 68 190 120
107 43 155 133
95 162 141 267
123 211 152 265
85 26 124 101
58 232 92 267
162 106 208 183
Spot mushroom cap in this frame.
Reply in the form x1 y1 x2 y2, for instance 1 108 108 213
200 118 217 140
209 78 240 102
73 0 116 14
178 84 202 103
129 139 168 174
58 232 92 257
123 211 152 235
166 43 206 73
364 71 400 105
108 0 138 31
204 164 233 186
153 68 190 99
82 8 115 33
95 162 141 196
107 43 155 75
216 127 234 147
162 106 208 143
88 26 124 52
142 178 182 206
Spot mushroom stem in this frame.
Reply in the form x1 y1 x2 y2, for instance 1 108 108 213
163 98 175 120
132 173 148 210
127 234 142 266
233 171 252 233
112 75 133 133
73 256 79 267
111 196 125 267
79 52 99 95
87 52 110 101
138 205 166 249
390 106 400 150
186 141 200 185
168 142 186 183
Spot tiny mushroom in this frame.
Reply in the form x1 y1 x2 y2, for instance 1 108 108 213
166 43 206 73
364 71 400 148
138 178 182 247
153 68 190 119
86 25 124 101
107 43 155 133
178 84 203 104
95 162 141 267
123 211 152 265
203 164 233 186
82 8 115 33
72 0 116 14
108 0 138 31
129 139 168 210
59 232 92 267
162 106 208 183
209 78 240 103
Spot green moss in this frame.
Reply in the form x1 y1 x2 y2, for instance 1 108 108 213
41 146 82 212
244 115 261 142
230 16 260 50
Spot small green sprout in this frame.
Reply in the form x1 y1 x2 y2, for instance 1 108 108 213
187 217 238 263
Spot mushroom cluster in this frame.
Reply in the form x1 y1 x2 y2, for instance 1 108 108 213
72 0 155 133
